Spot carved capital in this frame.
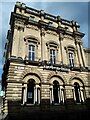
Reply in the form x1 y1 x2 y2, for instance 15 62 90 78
40 28 45 36
14 25 24 31
59 33 64 40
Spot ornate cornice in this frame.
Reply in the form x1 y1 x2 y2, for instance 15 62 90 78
73 31 85 38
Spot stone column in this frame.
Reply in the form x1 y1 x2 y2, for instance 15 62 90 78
18 27 24 58
23 85 27 104
36 43 39 61
75 41 83 67
50 87 53 104
40 28 45 61
25 41 28 60
37 87 40 104
74 50 79 67
80 89 84 102
61 89 65 103
79 42 87 67
59 33 64 64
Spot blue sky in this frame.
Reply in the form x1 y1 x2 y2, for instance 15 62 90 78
0 0 89 81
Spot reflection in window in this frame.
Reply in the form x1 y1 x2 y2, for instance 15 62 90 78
68 52 74 67
28 45 35 61
50 49 56 64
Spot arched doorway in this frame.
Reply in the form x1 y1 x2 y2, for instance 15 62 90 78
53 80 60 104
27 79 35 104
74 82 80 103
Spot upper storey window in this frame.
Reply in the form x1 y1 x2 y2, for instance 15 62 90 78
68 52 74 67
46 40 59 64
50 49 56 64
24 35 40 61
29 16 35 21
28 45 35 61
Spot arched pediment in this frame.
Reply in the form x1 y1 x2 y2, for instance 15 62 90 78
21 67 44 82
66 45 76 51
47 71 66 85
46 40 59 48
69 74 85 86
24 35 40 44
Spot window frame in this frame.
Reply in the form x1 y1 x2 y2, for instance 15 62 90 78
22 80 41 105
68 51 74 67
50 80 65 105
73 82 85 104
28 44 35 61
50 48 56 64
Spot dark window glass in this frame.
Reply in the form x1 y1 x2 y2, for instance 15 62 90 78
53 80 59 104
28 45 35 61
27 79 35 104
74 82 80 103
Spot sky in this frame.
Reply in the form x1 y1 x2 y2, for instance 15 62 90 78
0 0 89 82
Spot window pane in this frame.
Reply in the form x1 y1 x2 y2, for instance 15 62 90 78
32 52 35 61
32 46 35 51
69 52 74 67
29 52 31 60
50 49 52 54
50 49 56 64
28 45 35 61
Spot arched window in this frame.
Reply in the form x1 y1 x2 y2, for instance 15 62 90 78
27 79 35 104
73 82 85 103
50 49 56 64
22 78 41 105
28 45 35 61
53 80 60 104
50 79 65 105
74 82 81 103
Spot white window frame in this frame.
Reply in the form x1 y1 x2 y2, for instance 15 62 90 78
28 45 35 61
22 84 41 105
68 52 74 67
50 49 56 64
50 85 65 105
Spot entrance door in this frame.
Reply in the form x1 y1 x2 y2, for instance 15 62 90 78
74 82 80 103
27 79 35 104
53 80 59 104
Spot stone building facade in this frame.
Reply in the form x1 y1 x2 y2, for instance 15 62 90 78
2 2 90 117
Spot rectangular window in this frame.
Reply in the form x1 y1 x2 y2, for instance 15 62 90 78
28 45 35 61
69 52 74 67
50 49 56 64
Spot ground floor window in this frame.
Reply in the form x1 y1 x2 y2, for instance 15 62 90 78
22 79 41 105
73 82 85 103
50 80 65 104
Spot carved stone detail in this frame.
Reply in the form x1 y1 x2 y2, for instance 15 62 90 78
46 30 57 36
26 25 38 31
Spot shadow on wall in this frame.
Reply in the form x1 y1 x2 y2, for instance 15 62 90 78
2 99 90 120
